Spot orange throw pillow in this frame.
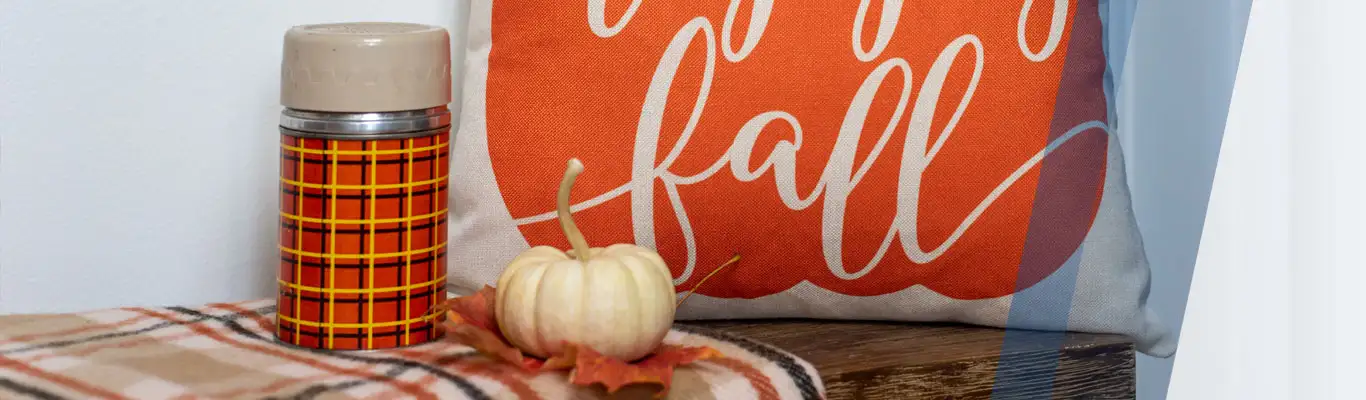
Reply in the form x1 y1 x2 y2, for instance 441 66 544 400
449 0 1172 356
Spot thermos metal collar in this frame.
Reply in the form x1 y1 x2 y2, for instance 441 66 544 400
279 106 450 139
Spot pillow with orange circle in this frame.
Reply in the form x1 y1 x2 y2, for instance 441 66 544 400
448 0 1173 356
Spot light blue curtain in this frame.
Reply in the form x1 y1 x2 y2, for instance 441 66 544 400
1105 1 1253 400
1102 0 1139 79
1101 0 1138 129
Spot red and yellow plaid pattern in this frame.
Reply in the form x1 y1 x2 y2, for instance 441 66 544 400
0 297 825 399
277 131 450 350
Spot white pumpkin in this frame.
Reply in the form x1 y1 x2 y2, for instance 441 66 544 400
494 158 677 361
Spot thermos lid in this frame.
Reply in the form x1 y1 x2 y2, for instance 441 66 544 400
281 22 451 113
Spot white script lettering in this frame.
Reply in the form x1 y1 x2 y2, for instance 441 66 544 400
852 0 903 62
588 0 644 37
1017 0 1069 62
516 4 1106 284
722 0 773 61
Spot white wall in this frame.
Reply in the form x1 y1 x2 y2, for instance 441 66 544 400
1171 0 1366 398
0 0 470 313
1167 3 1293 397
1120 1 1252 399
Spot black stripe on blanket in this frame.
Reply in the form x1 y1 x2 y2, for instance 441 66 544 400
674 324 822 400
0 376 69 400
267 351 479 400
0 306 275 356
166 306 492 400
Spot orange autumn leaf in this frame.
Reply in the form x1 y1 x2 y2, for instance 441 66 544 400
440 285 498 331
435 285 731 392
441 314 525 367
539 343 579 372
551 343 723 396
436 286 528 369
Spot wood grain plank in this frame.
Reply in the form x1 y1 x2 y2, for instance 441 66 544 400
695 320 1135 399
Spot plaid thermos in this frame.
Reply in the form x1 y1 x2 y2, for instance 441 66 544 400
275 22 452 350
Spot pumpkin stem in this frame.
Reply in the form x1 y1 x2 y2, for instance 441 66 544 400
676 254 741 308
557 158 593 260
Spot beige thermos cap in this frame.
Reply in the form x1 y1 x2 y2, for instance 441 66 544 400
281 22 452 113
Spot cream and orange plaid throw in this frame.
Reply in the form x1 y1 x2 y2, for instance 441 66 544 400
0 299 824 399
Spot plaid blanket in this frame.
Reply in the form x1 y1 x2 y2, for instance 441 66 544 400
0 299 824 400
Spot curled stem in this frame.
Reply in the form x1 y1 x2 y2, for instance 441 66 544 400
676 255 741 308
557 159 593 260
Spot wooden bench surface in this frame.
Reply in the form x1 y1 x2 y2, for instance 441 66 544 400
699 320 1135 399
